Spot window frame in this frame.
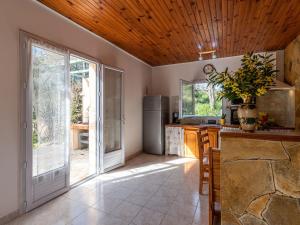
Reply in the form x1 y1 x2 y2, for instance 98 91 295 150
179 79 195 118
179 79 223 119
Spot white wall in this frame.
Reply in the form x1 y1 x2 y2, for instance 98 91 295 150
151 55 245 120
153 55 250 96
151 51 283 97
0 0 151 218
151 52 284 122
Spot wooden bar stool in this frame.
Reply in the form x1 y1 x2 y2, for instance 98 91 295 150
198 128 210 194
208 147 221 225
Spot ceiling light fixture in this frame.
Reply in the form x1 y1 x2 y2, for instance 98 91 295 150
198 50 216 60
199 50 216 54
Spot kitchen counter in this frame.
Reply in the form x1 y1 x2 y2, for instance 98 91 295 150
165 123 238 129
220 129 300 225
166 123 220 128
220 127 300 141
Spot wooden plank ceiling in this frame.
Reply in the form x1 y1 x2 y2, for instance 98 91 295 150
38 0 300 66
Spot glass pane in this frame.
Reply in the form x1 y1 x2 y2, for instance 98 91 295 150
104 68 122 153
31 45 67 177
194 83 222 116
70 56 97 185
182 81 194 116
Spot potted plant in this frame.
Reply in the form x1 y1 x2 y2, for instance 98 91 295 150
207 52 277 132
219 113 226 125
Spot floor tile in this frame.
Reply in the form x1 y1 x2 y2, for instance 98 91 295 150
132 207 164 225
160 214 192 225
175 190 200 207
7 154 208 225
91 196 123 214
126 192 152 206
110 201 142 223
145 196 175 214
117 179 142 190
167 201 197 224
71 207 127 225
105 187 134 200
7 196 88 225
134 183 161 196
193 200 208 225
64 186 101 206
153 186 179 199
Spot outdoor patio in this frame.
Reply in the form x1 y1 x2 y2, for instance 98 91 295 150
33 146 94 185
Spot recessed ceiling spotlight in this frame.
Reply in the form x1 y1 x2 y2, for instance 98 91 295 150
212 41 217 49
212 52 217 59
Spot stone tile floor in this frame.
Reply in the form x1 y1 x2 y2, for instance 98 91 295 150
7 154 208 225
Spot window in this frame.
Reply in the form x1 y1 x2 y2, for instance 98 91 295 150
180 80 222 118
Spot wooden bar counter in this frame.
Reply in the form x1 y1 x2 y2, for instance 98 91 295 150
219 128 300 225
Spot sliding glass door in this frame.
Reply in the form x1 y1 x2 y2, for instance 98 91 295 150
21 32 126 211
21 32 101 211
101 65 125 172
24 38 70 211
69 55 98 185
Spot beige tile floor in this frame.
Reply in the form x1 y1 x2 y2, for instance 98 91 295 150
7 154 208 225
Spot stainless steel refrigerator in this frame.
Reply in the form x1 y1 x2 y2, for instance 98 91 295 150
143 96 169 155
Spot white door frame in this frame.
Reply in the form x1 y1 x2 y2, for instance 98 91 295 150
19 30 102 212
100 65 125 173
21 32 70 211
68 51 101 187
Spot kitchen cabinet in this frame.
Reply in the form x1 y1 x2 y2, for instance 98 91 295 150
184 127 200 159
207 128 219 148
183 127 219 159
165 127 184 156
165 125 220 159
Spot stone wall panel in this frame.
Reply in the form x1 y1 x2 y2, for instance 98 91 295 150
221 160 275 216
221 137 300 225
272 144 300 198
240 214 268 225
262 195 300 225
221 138 289 162
222 211 242 225
246 194 270 219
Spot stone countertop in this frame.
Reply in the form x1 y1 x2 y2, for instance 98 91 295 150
165 124 238 129
220 127 300 142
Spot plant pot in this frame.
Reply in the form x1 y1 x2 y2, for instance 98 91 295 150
238 104 257 132
219 118 225 125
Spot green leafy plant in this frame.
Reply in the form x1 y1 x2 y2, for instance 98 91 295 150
71 82 83 124
221 113 226 119
194 83 222 117
207 52 278 102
